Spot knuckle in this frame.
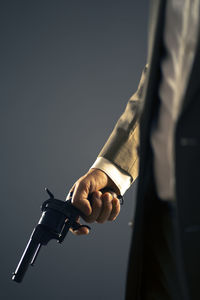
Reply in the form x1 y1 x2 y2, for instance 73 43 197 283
72 197 81 206
92 191 101 198
102 196 112 206
74 201 90 215
78 180 88 191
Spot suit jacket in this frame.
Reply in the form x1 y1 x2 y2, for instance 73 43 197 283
99 1 200 299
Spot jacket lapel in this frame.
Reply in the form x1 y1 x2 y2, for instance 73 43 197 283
180 25 200 115
138 0 166 173
147 0 166 66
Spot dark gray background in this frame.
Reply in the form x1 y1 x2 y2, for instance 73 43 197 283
1 1 148 299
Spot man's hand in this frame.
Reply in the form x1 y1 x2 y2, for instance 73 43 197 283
67 168 121 235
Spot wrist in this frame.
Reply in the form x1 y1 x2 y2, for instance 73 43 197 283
90 168 120 195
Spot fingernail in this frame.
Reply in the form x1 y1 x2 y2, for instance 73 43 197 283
96 191 102 198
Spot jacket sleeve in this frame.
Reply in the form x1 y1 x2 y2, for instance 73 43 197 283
98 64 148 181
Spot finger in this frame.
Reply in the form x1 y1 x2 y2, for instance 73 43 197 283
72 181 92 216
108 197 121 221
70 226 90 235
83 191 102 223
69 217 90 235
96 192 113 223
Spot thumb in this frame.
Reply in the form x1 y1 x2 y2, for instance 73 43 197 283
71 181 92 216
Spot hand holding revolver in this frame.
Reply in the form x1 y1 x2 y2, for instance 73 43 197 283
68 168 121 235
12 168 122 283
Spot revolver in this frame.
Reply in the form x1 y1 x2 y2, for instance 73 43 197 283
12 188 123 283
12 188 91 283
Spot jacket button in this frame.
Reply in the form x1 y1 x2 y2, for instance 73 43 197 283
180 138 198 146
128 221 134 227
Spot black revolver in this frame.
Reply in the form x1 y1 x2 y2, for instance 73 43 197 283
12 188 123 283
12 188 91 283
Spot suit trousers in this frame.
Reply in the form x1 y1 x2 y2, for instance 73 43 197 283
140 200 182 300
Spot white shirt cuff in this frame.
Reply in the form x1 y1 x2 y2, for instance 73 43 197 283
90 157 132 195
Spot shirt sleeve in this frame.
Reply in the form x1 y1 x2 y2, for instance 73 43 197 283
90 157 132 195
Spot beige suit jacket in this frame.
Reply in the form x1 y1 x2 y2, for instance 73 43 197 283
98 65 148 181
